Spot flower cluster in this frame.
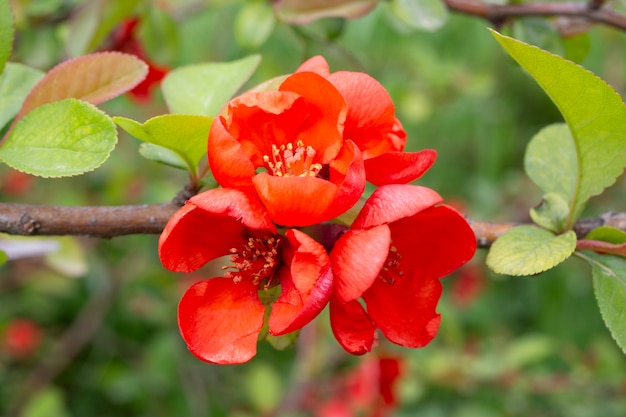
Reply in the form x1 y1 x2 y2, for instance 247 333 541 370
159 56 476 364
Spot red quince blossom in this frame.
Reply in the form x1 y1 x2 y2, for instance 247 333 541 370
329 184 476 354
296 56 437 185
316 354 403 417
207 71 366 227
109 18 169 102
1 318 42 359
159 188 332 364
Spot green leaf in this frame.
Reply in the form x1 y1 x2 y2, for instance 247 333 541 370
21 387 71 417
492 31 626 226
0 98 117 177
66 0 141 57
529 192 570 233
235 2 276 50
0 63 44 130
524 124 577 204
0 249 7 265
137 6 179 64
13 52 148 126
274 0 377 24
389 0 449 32
161 55 261 116
511 18 563 57
113 114 212 174
585 226 626 244
585 253 626 353
0 0 14 74
486 226 576 276
138 142 188 170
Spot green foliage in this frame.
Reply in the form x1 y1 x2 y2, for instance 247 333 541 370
21 388 71 417
0 99 117 177
529 193 570 233
66 0 141 57
0 0 13 73
492 31 626 228
161 55 261 116
585 226 626 243
138 143 189 171
235 2 276 50
389 0 449 32
113 114 213 176
274 0 377 24
486 226 576 276
0 63 44 130
586 253 626 353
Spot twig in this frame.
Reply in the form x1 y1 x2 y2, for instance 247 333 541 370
444 0 626 31
1 201 625 248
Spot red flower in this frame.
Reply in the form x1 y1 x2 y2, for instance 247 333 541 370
208 71 366 227
316 354 403 417
296 56 436 185
159 188 332 364
329 184 476 354
109 18 169 102
1 318 42 359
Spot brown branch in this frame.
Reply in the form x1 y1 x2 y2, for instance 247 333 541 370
444 0 626 31
2 201 626 248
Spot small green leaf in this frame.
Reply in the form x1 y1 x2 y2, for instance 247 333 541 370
492 31 626 226
585 226 626 244
486 226 576 276
0 250 7 265
161 55 261 116
113 114 212 174
0 0 14 73
529 192 570 233
14 52 148 126
138 142 188 170
585 253 626 353
389 0 449 32
524 123 577 205
274 0 377 24
0 62 44 130
0 98 117 177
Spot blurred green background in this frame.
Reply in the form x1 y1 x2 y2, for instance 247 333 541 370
1 0 625 416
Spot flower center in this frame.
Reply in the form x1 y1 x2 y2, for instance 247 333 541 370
378 245 404 285
223 234 282 289
262 140 323 177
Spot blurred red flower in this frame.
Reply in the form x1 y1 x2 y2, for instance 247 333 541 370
208 71 366 227
159 188 332 364
1 318 42 359
316 355 403 417
296 56 437 185
109 18 169 102
329 184 476 354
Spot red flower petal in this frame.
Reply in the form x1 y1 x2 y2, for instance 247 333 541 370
208 115 261 189
329 298 377 355
279 72 346 162
331 224 391 303
178 278 266 364
159 188 274 272
322 140 366 221
295 55 330 76
364 149 437 186
352 184 443 230
363 273 442 348
252 173 338 226
269 229 332 335
390 205 476 279
327 71 398 158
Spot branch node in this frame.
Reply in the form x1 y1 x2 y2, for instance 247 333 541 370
19 213 39 235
